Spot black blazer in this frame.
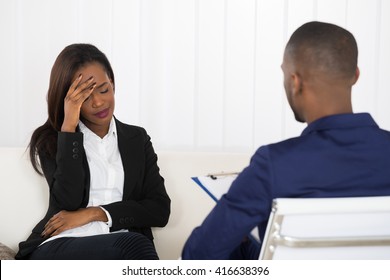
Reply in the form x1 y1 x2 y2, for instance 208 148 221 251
16 118 171 259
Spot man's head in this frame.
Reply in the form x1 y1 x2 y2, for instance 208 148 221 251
281 21 359 123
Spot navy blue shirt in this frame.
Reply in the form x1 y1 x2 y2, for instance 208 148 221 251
182 113 390 259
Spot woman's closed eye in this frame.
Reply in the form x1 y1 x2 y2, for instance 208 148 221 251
100 88 109 94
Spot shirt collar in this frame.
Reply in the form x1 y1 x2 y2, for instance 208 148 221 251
79 118 117 140
301 113 379 136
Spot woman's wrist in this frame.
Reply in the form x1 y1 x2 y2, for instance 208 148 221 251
87 206 108 223
61 122 77 133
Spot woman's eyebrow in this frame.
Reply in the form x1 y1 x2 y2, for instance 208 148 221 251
96 82 108 89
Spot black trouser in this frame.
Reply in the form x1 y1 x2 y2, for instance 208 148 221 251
29 232 159 260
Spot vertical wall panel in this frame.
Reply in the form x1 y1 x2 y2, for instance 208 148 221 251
140 0 196 150
286 0 317 33
224 0 256 151
47 0 79 57
159 0 196 149
138 0 166 146
196 0 225 150
347 0 379 115
111 0 141 125
77 0 113 56
18 0 52 146
317 0 347 26
376 0 390 130
254 0 286 148
0 0 19 146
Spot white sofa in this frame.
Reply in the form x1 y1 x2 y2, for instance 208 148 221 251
0 147 251 259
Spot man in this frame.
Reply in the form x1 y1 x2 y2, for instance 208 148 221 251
182 21 390 260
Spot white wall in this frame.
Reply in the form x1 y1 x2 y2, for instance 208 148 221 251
1 0 389 153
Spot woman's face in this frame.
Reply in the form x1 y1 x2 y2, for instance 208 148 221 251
77 62 115 137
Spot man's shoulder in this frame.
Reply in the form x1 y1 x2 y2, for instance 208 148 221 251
265 135 304 151
250 136 304 163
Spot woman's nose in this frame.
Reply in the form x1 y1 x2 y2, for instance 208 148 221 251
91 92 104 108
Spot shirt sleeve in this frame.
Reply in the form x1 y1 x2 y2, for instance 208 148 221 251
99 206 113 227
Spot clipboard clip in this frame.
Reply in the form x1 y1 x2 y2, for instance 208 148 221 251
207 172 239 180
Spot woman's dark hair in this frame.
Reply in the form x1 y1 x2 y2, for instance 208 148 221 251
29 43 115 175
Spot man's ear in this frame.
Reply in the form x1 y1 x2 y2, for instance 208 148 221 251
291 72 303 96
351 67 360 85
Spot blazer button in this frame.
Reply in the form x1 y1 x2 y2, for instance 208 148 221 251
119 218 125 224
72 154 79 159
72 148 79 153
73 141 79 147
124 217 130 224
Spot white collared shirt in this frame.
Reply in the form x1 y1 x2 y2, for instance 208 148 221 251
41 118 125 245
79 118 124 210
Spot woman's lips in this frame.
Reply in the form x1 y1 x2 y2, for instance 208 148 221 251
94 108 109 118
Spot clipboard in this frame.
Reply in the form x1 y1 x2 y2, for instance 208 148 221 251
191 172 239 202
192 172 260 243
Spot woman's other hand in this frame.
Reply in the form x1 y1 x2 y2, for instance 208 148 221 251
42 207 108 237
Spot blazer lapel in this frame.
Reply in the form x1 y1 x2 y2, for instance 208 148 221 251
115 118 143 200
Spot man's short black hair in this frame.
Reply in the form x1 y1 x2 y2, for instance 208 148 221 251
285 21 358 80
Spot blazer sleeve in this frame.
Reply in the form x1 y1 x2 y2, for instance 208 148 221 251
40 132 89 211
182 146 273 259
102 128 171 231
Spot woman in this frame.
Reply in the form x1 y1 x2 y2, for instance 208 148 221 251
15 44 171 260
